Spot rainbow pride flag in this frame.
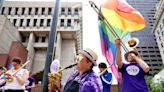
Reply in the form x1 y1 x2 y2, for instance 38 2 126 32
98 19 127 83
98 0 146 82
101 0 146 32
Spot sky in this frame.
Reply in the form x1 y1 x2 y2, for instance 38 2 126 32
6 0 117 84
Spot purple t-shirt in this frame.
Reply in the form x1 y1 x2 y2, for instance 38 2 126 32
119 63 148 92
66 70 103 92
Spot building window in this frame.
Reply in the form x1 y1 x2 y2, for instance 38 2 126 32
22 8 25 15
13 19 17 26
28 8 32 15
143 55 149 57
47 19 51 27
15 7 19 15
27 19 30 27
35 37 39 42
151 59 157 62
60 19 64 27
40 19 44 27
68 7 71 15
157 55 161 57
148 47 153 49
34 19 37 27
48 8 52 15
1 7 5 14
67 19 71 27
161 43 164 48
20 19 24 27
41 37 46 42
35 8 38 15
42 8 45 15
61 8 65 15
22 37 26 42
74 8 78 15
8 7 12 15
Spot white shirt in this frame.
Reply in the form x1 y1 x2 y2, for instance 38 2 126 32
4 68 26 90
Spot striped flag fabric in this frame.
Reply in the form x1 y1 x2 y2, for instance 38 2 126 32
98 0 146 82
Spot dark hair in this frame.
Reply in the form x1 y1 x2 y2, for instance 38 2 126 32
98 62 107 69
124 51 138 60
12 57 22 64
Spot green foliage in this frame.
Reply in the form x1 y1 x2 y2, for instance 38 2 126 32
146 76 164 92
161 65 164 69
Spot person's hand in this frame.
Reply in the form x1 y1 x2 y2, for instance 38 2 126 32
48 72 62 92
115 38 121 48
130 53 137 60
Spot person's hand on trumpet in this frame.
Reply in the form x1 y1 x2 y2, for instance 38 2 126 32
48 71 62 92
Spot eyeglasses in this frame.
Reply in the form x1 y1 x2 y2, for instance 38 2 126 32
76 54 91 63
76 55 84 62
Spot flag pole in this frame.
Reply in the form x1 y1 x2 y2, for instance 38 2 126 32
89 1 129 53
42 0 60 91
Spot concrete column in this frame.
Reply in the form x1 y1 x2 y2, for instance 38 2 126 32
44 7 48 15
31 8 35 16
64 19 66 27
26 33 35 70
71 18 73 28
36 19 40 27
74 20 77 29
4 7 8 15
55 33 62 59
10 19 13 23
22 19 27 27
10 8 15 16
24 8 28 16
17 8 22 16
43 19 47 27
72 8 74 15
16 19 20 27
65 7 68 15
38 8 42 16
29 19 34 28
51 8 54 15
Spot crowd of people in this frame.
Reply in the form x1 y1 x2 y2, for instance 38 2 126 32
0 38 150 92
54 38 149 92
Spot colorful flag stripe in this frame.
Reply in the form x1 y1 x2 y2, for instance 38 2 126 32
101 0 146 32
98 20 126 80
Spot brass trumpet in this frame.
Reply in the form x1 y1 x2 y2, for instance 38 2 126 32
48 63 77 92
127 37 141 58
0 60 30 85
127 37 139 48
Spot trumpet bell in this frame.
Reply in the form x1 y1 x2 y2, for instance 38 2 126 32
127 37 139 48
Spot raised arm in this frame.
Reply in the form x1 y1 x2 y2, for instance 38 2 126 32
115 38 123 68
15 69 29 85
131 53 150 73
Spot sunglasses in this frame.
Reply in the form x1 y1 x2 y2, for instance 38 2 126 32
76 55 84 62
76 54 91 63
